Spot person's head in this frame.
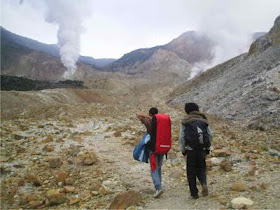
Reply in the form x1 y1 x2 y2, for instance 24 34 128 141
185 103 199 114
149 107 158 116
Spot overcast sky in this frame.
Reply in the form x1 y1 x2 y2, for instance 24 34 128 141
1 0 280 59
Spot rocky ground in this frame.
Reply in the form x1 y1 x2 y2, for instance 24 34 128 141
1 85 280 209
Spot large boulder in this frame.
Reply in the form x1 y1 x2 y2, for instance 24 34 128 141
231 179 246 192
220 159 232 172
212 148 231 157
49 158 63 168
77 151 98 165
231 197 254 209
46 189 67 206
109 190 142 210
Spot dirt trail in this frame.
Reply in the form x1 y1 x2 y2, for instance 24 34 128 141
73 116 222 209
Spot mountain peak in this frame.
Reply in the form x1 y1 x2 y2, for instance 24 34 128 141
249 15 280 55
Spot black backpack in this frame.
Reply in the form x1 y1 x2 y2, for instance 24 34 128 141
184 121 211 149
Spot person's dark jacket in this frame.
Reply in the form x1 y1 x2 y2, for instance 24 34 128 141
179 111 213 154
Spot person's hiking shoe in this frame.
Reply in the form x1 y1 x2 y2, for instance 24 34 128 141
191 195 199 199
153 189 163 198
202 185 209 196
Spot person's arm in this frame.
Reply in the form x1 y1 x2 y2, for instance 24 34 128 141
207 126 213 144
136 114 151 121
179 124 187 156
206 126 213 154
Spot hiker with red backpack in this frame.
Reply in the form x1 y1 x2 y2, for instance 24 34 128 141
179 103 212 199
136 107 171 198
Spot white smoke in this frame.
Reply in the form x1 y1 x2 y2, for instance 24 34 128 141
43 0 91 79
188 2 254 80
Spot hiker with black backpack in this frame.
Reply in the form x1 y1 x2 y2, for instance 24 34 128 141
136 107 171 199
179 103 212 199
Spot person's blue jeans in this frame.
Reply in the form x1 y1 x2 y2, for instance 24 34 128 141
150 154 164 190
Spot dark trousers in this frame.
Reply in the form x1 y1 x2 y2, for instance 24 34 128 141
186 150 207 196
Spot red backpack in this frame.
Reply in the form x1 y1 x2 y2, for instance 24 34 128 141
149 114 172 154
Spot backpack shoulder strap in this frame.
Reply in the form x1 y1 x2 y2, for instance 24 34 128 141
147 115 157 152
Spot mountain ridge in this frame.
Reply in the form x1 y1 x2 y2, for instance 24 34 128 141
0 27 116 68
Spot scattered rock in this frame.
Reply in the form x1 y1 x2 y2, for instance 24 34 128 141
264 91 279 101
248 167 257 176
0 165 11 175
24 174 41 186
89 180 102 191
169 170 184 179
64 186 75 193
231 179 246 192
81 130 92 135
56 172 68 183
43 145 55 152
16 147 26 154
109 190 142 210
20 194 29 205
206 159 213 167
13 164 25 168
29 200 43 208
47 189 66 206
49 158 63 168
249 185 258 191
250 154 259 159
220 159 232 172
113 131 122 137
27 194 39 202
42 135 54 143
100 184 113 195
65 178 75 185
259 182 269 190
231 197 254 209
91 191 99 196
31 151 41 155
9 187 18 196
18 179 25 186
249 161 256 166
212 148 231 157
140 188 154 195
69 198 80 205
68 145 80 157
210 157 223 166
77 152 98 165
269 149 280 157
14 134 25 140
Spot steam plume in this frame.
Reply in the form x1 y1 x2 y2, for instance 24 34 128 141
44 0 90 79
189 5 253 79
